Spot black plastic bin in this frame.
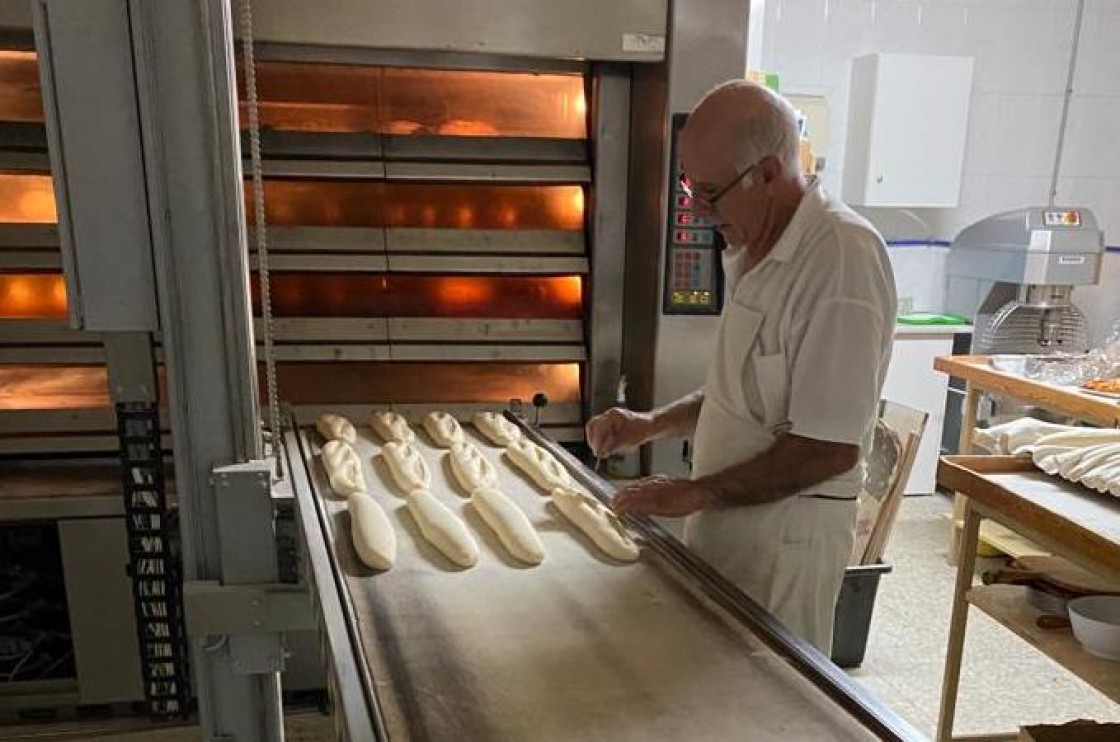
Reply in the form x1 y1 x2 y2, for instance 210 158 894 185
830 560 892 668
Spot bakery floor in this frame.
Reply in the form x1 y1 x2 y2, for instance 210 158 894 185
851 493 1120 737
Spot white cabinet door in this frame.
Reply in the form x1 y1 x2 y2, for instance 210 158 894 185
843 54 974 208
882 332 955 494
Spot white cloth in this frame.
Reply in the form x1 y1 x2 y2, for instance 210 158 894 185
684 180 896 652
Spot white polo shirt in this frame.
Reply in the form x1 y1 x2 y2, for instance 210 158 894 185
699 179 896 497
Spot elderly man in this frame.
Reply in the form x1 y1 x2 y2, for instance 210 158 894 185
587 81 896 652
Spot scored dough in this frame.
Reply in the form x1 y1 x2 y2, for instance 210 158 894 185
448 442 498 495
369 410 415 444
551 486 639 562
349 494 396 571
407 489 479 568
506 439 573 492
321 439 366 497
422 411 465 448
316 413 356 444
472 486 544 565
381 441 431 494
472 411 521 446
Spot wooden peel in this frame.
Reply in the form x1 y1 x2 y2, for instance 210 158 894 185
1013 555 1120 595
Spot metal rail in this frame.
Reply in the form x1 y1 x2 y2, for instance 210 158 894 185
282 426 384 742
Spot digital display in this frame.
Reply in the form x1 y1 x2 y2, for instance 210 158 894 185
1043 210 1081 227
663 114 723 315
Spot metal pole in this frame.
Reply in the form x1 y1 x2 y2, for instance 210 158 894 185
129 0 280 738
1048 0 1086 207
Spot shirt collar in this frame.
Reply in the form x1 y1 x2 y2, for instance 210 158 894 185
763 176 822 264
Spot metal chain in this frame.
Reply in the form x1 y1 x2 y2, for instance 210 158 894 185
237 0 283 477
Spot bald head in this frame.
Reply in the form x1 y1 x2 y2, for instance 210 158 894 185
681 80 801 178
677 81 807 255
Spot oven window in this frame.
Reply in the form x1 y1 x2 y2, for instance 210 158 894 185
254 274 582 319
254 181 584 231
240 61 587 139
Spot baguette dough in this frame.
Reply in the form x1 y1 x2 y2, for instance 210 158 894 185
321 440 366 497
369 410 415 444
448 442 498 494
349 494 396 570
551 486 639 562
471 486 544 565
422 411 465 448
506 439 572 492
472 411 521 446
381 441 431 494
316 413 357 444
407 489 479 568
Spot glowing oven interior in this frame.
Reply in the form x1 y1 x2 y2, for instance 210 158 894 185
0 53 590 416
238 62 587 139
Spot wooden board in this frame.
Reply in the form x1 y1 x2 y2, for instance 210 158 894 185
1011 555 1120 595
939 455 1120 580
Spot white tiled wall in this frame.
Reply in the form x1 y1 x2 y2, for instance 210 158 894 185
756 0 1120 331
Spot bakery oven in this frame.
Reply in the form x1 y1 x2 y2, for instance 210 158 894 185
0 48 621 451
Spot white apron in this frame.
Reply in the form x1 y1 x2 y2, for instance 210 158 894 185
683 248 857 654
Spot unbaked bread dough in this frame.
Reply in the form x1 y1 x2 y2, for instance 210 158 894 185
472 411 521 446
506 439 573 492
316 413 356 444
448 442 498 494
551 486 639 562
422 411 465 448
381 441 431 494
407 489 479 568
321 439 366 497
349 494 396 570
369 410 415 444
471 486 544 565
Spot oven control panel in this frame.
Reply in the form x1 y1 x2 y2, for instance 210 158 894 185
663 113 724 315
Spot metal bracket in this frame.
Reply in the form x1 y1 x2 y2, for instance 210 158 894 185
207 460 298 677
183 580 315 637
211 460 278 585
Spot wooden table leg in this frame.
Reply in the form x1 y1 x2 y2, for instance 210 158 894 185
938 501 981 742
948 384 980 565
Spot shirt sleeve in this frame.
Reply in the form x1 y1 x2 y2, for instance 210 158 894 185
787 297 888 445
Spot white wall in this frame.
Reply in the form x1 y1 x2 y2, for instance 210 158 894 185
756 0 1120 338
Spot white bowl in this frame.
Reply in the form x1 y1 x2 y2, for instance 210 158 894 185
1068 596 1120 661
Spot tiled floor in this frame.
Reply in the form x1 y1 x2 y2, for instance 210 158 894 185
849 493 1120 738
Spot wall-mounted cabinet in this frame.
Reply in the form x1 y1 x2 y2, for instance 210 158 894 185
843 53 974 209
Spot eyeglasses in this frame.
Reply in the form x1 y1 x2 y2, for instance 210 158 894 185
679 162 757 209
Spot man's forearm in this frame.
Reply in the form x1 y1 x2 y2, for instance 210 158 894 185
695 433 859 506
647 389 705 440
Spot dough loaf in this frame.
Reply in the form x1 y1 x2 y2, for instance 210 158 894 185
381 441 431 494
448 442 498 494
472 411 521 446
369 410 415 444
506 439 572 492
472 486 544 565
349 494 396 570
407 489 479 568
316 413 356 444
551 486 639 562
321 439 366 497
422 411 465 448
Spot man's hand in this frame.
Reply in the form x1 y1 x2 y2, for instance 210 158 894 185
611 475 717 518
585 407 655 457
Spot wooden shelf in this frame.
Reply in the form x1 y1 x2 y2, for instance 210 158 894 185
968 584 1120 704
934 355 1120 428
939 456 1120 579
